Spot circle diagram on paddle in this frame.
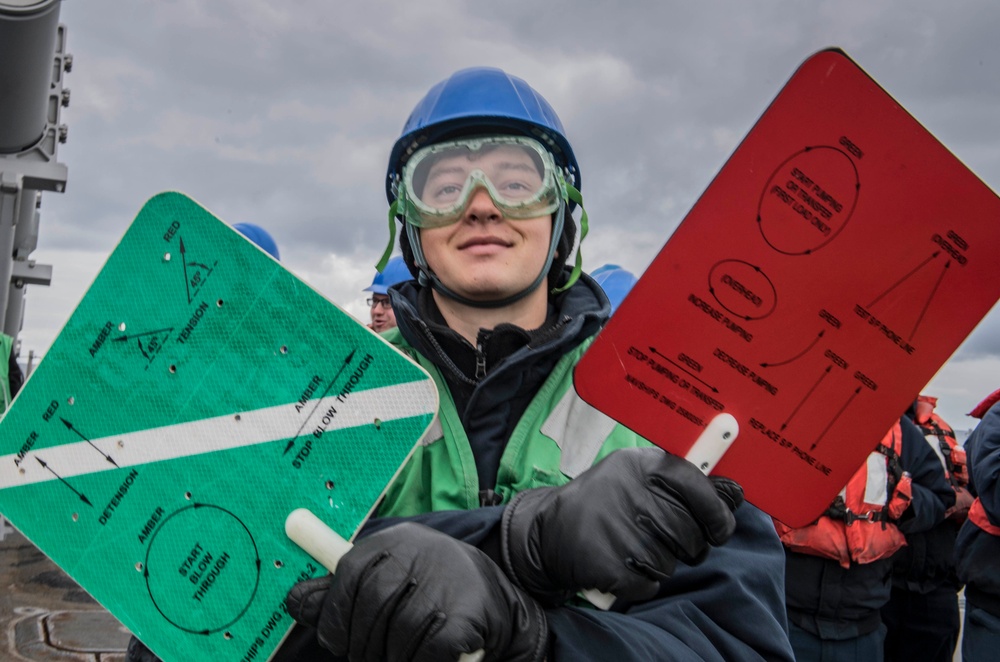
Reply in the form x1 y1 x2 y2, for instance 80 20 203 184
144 503 260 634
757 145 859 255
708 259 777 321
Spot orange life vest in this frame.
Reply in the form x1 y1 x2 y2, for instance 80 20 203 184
913 394 968 489
775 421 910 568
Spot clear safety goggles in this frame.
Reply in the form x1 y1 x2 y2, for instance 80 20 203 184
398 135 566 229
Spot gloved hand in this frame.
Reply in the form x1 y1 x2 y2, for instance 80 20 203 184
286 522 547 662
501 446 743 606
946 485 975 521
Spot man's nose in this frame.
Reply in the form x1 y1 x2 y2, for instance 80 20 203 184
461 187 502 223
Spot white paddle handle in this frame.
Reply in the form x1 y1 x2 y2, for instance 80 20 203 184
580 412 740 610
285 509 485 662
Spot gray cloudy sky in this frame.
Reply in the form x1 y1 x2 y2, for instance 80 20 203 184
15 0 1000 431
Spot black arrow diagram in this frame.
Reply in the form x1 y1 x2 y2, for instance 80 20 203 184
909 260 950 342
649 347 719 393
35 456 93 506
180 237 192 304
867 251 940 309
810 386 862 451
781 365 831 431
284 348 358 455
60 417 119 466
761 330 825 368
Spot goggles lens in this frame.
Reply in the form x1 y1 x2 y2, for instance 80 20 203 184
400 136 563 228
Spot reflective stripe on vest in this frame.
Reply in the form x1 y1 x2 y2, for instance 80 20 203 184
418 416 444 447
541 386 618 478
969 498 1000 536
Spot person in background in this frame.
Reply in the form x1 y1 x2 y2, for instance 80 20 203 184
363 255 411 332
276 66 794 661
234 222 281 260
882 395 970 662
954 387 1000 662
591 263 638 315
775 414 954 662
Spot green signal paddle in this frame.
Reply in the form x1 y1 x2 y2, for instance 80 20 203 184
0 192 438 662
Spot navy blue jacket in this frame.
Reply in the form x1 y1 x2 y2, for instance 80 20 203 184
784 415 954 640
955 400 1000 617
888 408 963 594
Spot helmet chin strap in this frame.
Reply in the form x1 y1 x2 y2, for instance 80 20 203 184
406 201 567 310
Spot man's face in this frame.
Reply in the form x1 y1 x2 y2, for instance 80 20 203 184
418 145 553 301
369 294 396 332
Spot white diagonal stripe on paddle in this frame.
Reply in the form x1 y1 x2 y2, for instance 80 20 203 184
0 380 437 489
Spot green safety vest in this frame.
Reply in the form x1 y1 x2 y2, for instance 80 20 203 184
378 330 652 517
0 333 12 414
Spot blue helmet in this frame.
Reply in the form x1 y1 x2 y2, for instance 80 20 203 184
364 255 411 295
386 66 580 204
591 264 638 315
233 223 280 260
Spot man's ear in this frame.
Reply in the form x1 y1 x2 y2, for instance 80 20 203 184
398 228 421 279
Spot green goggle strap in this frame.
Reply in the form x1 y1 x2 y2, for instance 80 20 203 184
375 199 399 273
551 183 587 294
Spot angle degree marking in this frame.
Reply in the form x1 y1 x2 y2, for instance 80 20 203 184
112 327 174 343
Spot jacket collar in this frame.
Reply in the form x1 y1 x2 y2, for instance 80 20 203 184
389 269 610 384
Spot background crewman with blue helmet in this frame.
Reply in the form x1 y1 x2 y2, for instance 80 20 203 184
271 66 795 662
233 222 281 260
591 263 638 315
363 255 411 332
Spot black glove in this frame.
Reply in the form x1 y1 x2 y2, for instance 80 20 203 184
286 522 547 662
501 446 743 606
